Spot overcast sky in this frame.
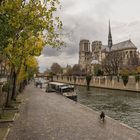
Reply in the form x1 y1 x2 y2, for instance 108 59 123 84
38 0 140 72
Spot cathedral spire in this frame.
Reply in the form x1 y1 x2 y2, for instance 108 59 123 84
108 20 113 51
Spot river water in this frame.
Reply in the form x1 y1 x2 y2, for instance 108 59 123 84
77 86 140 131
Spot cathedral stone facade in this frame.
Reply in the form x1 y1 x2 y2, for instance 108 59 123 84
79 22 140 73
79 39 92 69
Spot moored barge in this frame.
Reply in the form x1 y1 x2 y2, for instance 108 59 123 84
46 82 77 101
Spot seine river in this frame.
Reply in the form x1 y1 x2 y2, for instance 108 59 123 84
77 86 140 131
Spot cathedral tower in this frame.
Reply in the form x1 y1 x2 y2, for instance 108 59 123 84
79 39 91 69
108 20 113 51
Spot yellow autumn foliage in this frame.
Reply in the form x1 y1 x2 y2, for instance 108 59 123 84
26 57 38 69
0 0 62 83
17 65 27 83
137 66 140 74
120 68 129 75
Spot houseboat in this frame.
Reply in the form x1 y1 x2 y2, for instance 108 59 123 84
46 82 77 101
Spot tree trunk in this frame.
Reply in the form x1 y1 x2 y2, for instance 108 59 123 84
0 64 2 77
11 70 17 100
5 67 14 107
19 82 22 93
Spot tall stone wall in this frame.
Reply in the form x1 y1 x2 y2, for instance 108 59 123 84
53 76 140 92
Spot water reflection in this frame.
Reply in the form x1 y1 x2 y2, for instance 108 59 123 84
77 86 140 131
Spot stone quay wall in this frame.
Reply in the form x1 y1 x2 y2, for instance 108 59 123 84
53 75 140 92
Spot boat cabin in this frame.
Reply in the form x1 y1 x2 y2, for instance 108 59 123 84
47 82 67 92
46 82 77 101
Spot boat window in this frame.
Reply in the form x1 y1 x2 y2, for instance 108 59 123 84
62 88 74 92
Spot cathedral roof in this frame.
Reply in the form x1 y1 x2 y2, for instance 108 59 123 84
101 40 137 52
112 40 137 51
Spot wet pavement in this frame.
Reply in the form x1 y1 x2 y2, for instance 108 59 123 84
7 84 140 140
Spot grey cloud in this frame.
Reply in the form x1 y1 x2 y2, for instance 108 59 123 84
41 47 62 57
41 1 114 58
112 21 140 46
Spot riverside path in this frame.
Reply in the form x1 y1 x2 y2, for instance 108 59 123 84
7 84 140 140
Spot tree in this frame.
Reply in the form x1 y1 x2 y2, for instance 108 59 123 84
17 57 38 92
72 64 82 76
51 63 62 75
137 66 140 74
44 68 51 76
120 68 129 86
65 65 72 76
0 0 62 105
25 57 38 79
86 75 92 91
102 51 122 75
94 65 103 76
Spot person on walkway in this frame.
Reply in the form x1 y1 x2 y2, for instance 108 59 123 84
100 111 105 122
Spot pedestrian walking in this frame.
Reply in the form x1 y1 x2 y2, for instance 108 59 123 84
100 111 105 122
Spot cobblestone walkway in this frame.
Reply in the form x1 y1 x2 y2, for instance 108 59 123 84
7 84 140 140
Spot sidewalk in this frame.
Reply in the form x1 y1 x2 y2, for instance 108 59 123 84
7 84 140 140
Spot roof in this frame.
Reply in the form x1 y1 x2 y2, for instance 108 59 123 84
101 45 108 51
91 60 101 64
48 82 66 86
112 40 137 51
60 86 74 90
101 40 137 52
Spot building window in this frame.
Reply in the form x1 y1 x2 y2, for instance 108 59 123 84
84 43 88 51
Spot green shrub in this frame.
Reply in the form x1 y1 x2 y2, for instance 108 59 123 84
61 76 63 80
67 76 69 81
135 75 140 83
94 68 104 76
117 76 120 82
109 76 112 81
86 75 92 91
122 75 129 86
73 76 76 83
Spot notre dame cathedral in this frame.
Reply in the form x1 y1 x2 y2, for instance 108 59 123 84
79 21 140 73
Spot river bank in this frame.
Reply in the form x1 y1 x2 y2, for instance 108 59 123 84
53 75 140 92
